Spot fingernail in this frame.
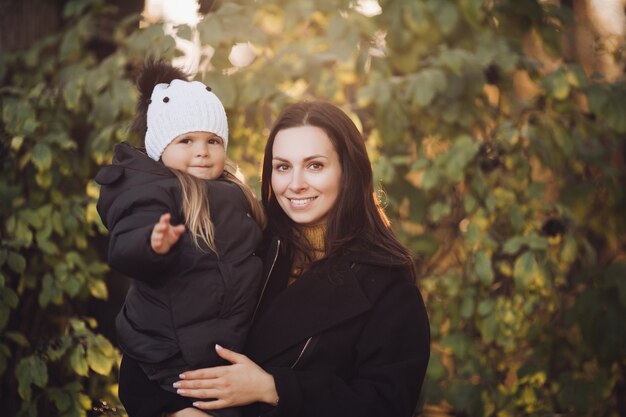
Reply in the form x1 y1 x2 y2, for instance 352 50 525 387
173 382 180 388
215 344 222 350
193 402 200 407
179 374 186 379
178 389 185 394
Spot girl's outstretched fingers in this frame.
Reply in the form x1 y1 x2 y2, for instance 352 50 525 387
151 213 185 254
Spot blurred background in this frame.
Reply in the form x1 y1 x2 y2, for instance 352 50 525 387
1 0 625 416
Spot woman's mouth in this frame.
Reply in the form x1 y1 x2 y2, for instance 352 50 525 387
289 197 317 207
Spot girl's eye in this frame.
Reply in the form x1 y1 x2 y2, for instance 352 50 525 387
180 138 192 144
208 137 222 145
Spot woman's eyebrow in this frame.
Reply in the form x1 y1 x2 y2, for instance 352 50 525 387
272 155 328 162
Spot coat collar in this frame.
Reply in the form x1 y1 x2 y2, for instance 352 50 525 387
112 142 173 177
246 245 373 363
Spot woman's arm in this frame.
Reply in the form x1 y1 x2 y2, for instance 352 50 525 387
175 281 430 417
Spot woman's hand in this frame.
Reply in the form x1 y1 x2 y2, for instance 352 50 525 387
174 345 279 411
151 213 185 254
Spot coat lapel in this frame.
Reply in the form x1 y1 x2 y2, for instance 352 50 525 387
246 261 373 363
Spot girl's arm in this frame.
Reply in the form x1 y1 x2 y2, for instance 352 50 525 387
106 187 183 282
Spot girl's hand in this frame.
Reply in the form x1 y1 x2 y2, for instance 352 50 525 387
151 213 185 255
174 345 279 411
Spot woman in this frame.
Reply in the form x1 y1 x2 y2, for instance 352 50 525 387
173 101 430 417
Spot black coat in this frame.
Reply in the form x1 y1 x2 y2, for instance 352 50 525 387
243 238 430 417
95 143 263 370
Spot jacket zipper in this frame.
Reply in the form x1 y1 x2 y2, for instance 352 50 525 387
291 336 313 369
251 239 280 323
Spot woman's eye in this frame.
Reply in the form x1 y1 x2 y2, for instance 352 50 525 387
309 162 323 170
273 164 289 172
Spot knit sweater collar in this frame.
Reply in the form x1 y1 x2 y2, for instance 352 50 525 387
297 222 326 261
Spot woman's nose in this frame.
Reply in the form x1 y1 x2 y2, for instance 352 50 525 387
288 169 307 192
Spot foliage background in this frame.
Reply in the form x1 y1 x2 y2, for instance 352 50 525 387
1 0 624 416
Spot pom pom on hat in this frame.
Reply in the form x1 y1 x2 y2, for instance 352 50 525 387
145 79 229 161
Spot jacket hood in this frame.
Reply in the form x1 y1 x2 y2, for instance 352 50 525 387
114 142 172 176
95 142 175 229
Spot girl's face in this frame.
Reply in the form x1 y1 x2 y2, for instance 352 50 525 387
271 125 341 226
161 131 225 180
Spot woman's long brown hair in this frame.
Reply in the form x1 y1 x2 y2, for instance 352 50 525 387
261 101 416 280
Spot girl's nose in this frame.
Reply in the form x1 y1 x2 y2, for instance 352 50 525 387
195 142 209 157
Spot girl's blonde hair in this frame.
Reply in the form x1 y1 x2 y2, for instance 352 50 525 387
171 158 266 254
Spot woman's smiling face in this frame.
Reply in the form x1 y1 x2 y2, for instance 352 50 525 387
271 125 342 226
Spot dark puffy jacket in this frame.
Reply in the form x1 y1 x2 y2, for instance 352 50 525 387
95 142 263 369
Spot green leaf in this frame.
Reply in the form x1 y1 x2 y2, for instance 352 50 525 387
508 206 524 232
412 68 447 107
92 334 114 356
63 0 91 18
62 78 83 112
5 331 29 347
543 70 570 100
86 344 114 375
3 287 19 309
60 31 81 60
513 252 537 290
477 299 495 316
440 333 471 358
459 0 485 29
88 279 108 300
47 336 71 361
7 252 26 273
48 388 72 412
460 296 474 318
475 251 494 285
197 17 224 45
408 234 440 256
441 135 480 182
16 355 48 400
478 313 497 343
430 200 451 222
176 24 192 41
70 345 88 376
431 1 459 35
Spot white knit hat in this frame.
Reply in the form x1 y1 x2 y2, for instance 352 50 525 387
145 79 229 161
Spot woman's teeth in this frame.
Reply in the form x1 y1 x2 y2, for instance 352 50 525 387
290 197 316 206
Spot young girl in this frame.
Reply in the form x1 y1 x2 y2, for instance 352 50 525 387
95 61 265 417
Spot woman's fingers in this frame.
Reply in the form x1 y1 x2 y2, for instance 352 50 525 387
192 400 230 411
177 366 225 384
215 344 247 364
176 387 222 399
